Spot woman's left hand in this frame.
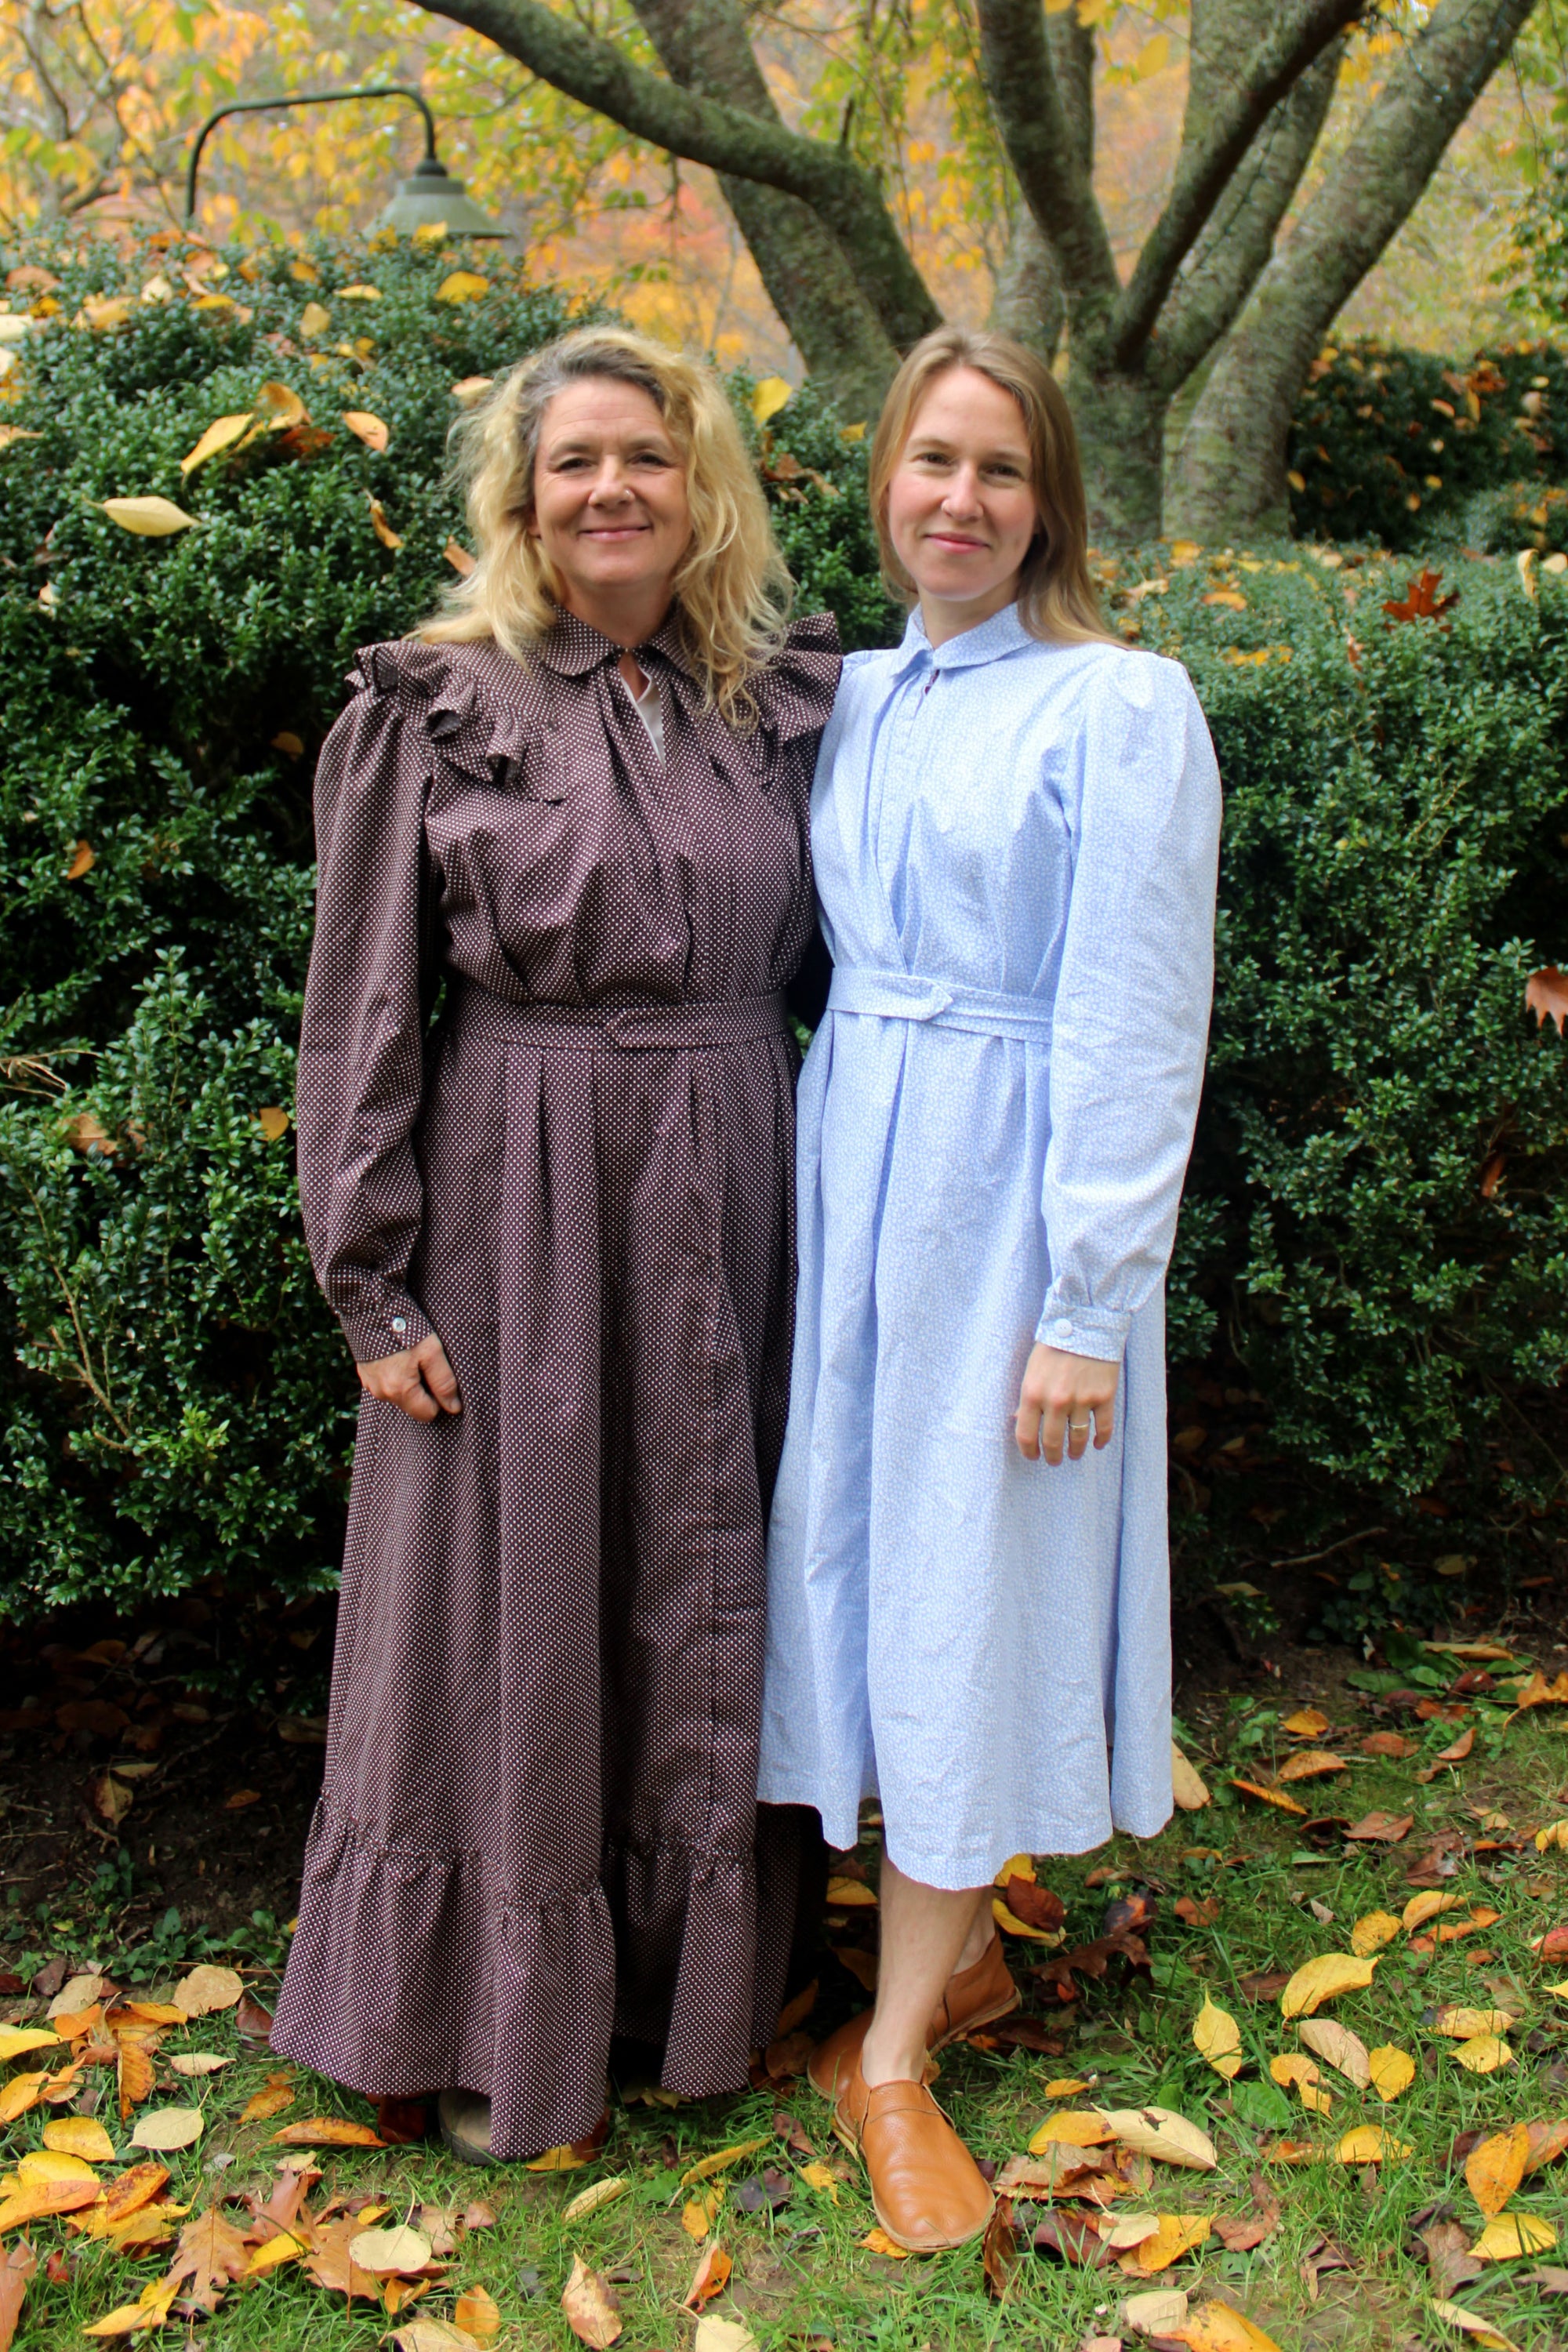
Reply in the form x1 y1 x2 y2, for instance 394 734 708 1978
1014 1343 1119 1464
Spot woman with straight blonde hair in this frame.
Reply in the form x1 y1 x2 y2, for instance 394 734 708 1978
760 326 1221 2250
270 325 839 2164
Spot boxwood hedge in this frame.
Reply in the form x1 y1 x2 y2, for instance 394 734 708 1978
1 233 1565 1620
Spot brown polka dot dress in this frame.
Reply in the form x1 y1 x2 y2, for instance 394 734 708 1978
268 606 840 2159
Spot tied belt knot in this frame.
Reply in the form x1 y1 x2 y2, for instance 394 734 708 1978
449 977 789 1051
827 965 1053 1045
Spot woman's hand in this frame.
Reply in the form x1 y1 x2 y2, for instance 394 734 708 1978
358 1334 462 1422
1014 1343 1117 1464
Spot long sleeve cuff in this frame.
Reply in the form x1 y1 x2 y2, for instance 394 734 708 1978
329 1283 435 1367
1034 1298 1132 1362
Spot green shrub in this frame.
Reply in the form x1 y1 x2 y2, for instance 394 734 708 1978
1118 544 1568 1509
1287 339 1568 553
2 234 1566 1624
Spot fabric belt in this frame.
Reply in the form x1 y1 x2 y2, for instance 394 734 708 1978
448 978 789 1051
828 964 1053 1045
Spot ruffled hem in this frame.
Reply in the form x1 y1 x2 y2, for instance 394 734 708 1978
270 1795 794 2159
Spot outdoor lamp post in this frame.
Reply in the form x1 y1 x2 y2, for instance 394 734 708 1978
184 85 505 238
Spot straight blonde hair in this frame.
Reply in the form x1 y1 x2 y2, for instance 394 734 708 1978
416 326 793 722
868 325 1118 647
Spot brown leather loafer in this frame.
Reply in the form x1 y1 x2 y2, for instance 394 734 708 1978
833 2056 993 2252
807 1930 1019 2100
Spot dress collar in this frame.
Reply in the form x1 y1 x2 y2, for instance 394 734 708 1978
892 601 1034 677
534 604 697 680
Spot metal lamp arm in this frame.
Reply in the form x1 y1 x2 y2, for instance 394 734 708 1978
184 85 439 223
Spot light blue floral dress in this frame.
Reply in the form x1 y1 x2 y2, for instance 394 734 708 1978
758 603 1221 1886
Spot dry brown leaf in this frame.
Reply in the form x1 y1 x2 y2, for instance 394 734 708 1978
1230 1778 1307 1815
301 2213 384 2302
1466 2124 1532 2220
561 2252 622 2347
1361 1732 1417 1759
166 2207 250 2311
169 2053 231 2078
271 2116 384 2148
1344 1811 1414 1842
1283 1708 1330 1737
1281 1953 1377 2018
1439 1727 1476 1762
64 840 96 884
174 1964 242 2017
342 409 389 451
1276 1748 1348 1783
1298 2018 1371 2089
450 376 493 407
0 2242 34 2352
443 536 476 577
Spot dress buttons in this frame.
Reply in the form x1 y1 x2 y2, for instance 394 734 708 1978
391 1316 407 1336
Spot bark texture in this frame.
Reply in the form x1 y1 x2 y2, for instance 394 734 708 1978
1167 0 1539 540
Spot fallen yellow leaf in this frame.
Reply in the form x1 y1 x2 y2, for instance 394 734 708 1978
1229 1779 1307 1816
1350 1911 1402 1958
1282 1708 1330 1737
751 376 793 425
244 2230 304 2277
1429 2008 1515 2038
101 496 196 535
1470 2211 1557 2260
1404 1892 1464 1933
0 2028 57 2063
1367 2045 1415 2102
1298 2017 1371 2089
1171 1742 1210 1809
1117 2213 1210 2274
1192 1995 1243 2080
1280 1952 1377 2018
1276 1748 1348 1783
41 2117 114 2162
1335 2125 1411 2163
798 2161 838 2202
825 1875 877 1907
1044 2077 1093 2099
1453 2034 1513 2074
859 2227 909 2257
343 409 390 452
1269 2054 1332 2113
435 271 490 303
454 2284 501 2343
562 2176 628 2223
180 413 252 475
82 2274 180 2336
1428 2296 1520 2349
1029 2111 1116 2153
680 2137 769 2187
1097 2107 1217 2169
1466 2124 1532 2221
367 495 402 550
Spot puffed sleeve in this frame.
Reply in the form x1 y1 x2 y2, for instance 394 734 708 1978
297 651 438 1365
1036 652 1221 1360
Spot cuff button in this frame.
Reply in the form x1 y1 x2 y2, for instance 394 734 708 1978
1051 1316 1073 1339
391 1316 408 1336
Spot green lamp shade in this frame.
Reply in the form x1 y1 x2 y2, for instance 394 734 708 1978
378 154 504 237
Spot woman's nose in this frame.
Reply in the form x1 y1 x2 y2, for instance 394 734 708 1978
590 459 633 502
943 467 982 514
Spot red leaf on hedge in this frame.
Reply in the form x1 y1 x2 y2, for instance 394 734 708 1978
1383 567 1458 623
1526 968 1568 1035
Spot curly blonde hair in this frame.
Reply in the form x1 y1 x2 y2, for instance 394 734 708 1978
869 325 1118 648
416 325 793 721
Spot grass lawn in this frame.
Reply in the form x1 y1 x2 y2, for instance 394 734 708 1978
5 1644 1568 2351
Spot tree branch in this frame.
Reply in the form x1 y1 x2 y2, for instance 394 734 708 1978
424 0 941 350
1112 0 1367 369
1151 38 1342 395
627 0 901 411
974 0 1120 354
1167 0 1538 538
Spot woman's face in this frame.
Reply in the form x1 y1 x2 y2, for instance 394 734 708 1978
528 378 692 625
885 365 1040 632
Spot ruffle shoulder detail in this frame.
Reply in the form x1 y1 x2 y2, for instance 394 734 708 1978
752 609 841 742
348 639 542 794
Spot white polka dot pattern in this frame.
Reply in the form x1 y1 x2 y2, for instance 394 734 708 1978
269 607 840 2159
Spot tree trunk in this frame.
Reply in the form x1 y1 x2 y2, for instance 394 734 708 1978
1166 0 1537 543
1068 365 1169 545
989 211 1065 361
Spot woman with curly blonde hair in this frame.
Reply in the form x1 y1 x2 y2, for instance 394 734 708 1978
270 326 840 2165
